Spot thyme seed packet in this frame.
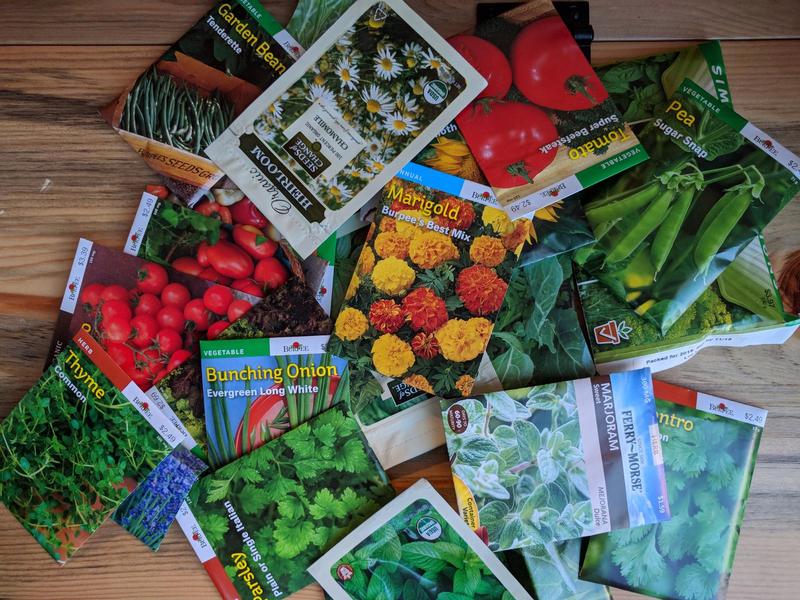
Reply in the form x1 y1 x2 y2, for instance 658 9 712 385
308 478 534 600
580 380 767 600
0 329 183 564
206 0 487 259
199 336 348 468
187 405 395 600
440 368 670 552
101 0 303 203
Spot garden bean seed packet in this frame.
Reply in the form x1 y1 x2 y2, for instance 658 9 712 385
308 479 534 600
206 0 487 259
186 405 395 600
0 329 183 564
199 336 348 467
452 1 647 219
440 368 670 552
580 380 767 600
101 0 303 203
579 235 800 374
576 79 800 334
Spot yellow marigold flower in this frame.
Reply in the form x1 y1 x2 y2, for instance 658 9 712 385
334 307 368 341
374 231 410 260
455 374 475 397
357 246 376 275
409 231 459 269
503 218 533 250
482 206 514 235
379 217 397 233
394 210 425 240
435 319 485 363
345 274 360 300
470 235 507 268
403 374 434 394
371 333 415 377
371 257 415 296
468 317 493 346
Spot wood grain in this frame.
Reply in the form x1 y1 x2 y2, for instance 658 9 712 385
1 1 799 599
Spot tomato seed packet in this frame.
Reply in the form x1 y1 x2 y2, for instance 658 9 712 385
308 478 534 600
0 330 182 564
440 368 670 552
187 405 395 600
453 1 647 219
206 0 487 258
580 381 767 600
199 336 348 467
576 80 800 334
101 0 303 203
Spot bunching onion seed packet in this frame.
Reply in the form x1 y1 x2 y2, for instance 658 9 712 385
308 479 534 600
440 368 670 552
206 0 487 258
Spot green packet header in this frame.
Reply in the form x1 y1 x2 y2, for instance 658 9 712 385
200 335 329 358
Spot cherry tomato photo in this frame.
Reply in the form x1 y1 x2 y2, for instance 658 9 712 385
184 299 211 331
206 320 230 340
134 293 162 317
160 282 191 309
203 285 234 315
100 284 129 303
79 283 105 309
227 298 253 322
171 256 203 277
230 197 268 228
156 305 186 331
103 317 132 344
101 299 132 322
197 242 211 267
194 200 232 224
106 342 135 370
130 315 159 349
253 257 288 290
167 349 192 371
206 241 254 279
155 328 183 355
231 278 264 298
232 224 279 260
137 263 169 295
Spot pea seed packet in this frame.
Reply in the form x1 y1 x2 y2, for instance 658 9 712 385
577 79 800 334
308 479 534 600
440 368 670 552
186 405 395 600
579 235 800 373
518 539 611 600
199 336 348 467
453 1 647 219
580 380 767 600
206 0 487 259
0 329 183 564
112 445 208 551
101 0 303 203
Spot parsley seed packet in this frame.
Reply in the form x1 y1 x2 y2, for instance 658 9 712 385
206 0 487 258
580 381 767 600
441 368 670 552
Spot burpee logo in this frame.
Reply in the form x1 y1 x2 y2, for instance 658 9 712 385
190 525 209 550
283 340 309 353
66 279 81 304
708 401 734 416
594 320 632 345
754 134 778 157
128 228 144 252
540 183 567 198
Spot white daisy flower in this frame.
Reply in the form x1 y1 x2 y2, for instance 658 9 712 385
266 100 283 121
335 25 356 47
360 84 394 115
348 167 364 179
322 176 352 203
373 46 402 80
401 42 423 57
364 136 383 157
382 111 419 136
369 159 386 174
396 93 418 114
421 49 443 71
306 82 336 105
409 76 428 96
335 58 360 91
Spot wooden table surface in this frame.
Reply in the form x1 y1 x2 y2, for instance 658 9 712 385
1 1 798 598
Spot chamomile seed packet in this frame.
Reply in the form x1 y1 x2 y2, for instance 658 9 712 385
206 0 487 258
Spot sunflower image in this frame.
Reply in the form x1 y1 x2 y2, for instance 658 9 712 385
422 135 483 181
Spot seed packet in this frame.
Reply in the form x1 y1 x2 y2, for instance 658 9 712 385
101 1 303 203
441 368 670 552
206 0 487 258
112 445 208 551
187 405 395 600
579 235 800 373
308 479 533 600
577 80 800 334
199 336 348 467
518 539 611 600
453 1 647 219
287 0 353 48
0 330 182 564
150 278 332 458
580 380 767 600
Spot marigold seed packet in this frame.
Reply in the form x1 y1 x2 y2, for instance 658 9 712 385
308 478 534 600
327 168 524 406
0 330 182 564
187 405 395 600
206 0 487 258
441 368 670 552
101 0 303 203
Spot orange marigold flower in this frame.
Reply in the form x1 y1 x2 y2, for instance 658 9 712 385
408 231 459 269
402 374 434 394
402 287 448 332
374 231 410 259
502 218 532 251
434 196 475 231
469 235 507 268
357 246 376 275
379 217 397 233
455 374 475 396
369 299 405 333
456 265 508 315
410 331 440 358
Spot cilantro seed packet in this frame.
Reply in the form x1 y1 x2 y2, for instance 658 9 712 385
441 368 670 552
199 336 348 467
187 405 395 600
308 479 534 600
580 380 768 600
0 330 182 564
206 0 487 258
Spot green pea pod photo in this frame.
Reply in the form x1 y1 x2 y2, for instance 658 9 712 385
579 79 800 334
